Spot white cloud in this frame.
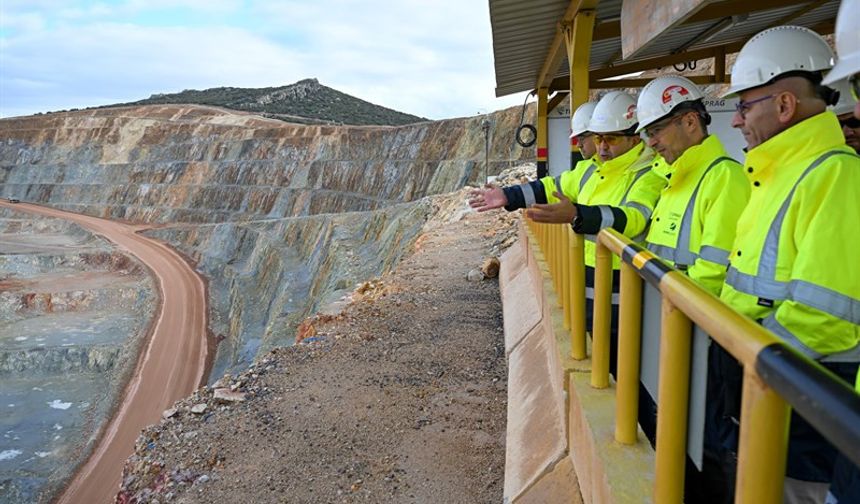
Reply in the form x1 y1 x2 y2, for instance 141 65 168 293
0 0 529 119
0 11 46 32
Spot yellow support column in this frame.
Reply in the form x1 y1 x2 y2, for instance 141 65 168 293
542 223 549 257
654 296 692 504
555 225 564 307
616 261 643 444
561 8 595 361
537 222 545 255
561 224 571 331
735 369 790 504
569 228 587 360
549 224 559 295
591 240 612 388
564 9 596 166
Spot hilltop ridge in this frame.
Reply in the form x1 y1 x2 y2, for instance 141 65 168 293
101 78 428 126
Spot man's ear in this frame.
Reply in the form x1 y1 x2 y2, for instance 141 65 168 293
775 92 799 125
682 111 699 132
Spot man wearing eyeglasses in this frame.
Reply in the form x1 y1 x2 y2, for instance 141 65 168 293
821 2 860 503
467 100 602 213
526 91 668 377
556 77 749 503
719 24 860 504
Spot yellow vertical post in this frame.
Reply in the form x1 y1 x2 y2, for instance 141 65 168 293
735 369 789 504
615 261 643 444
537 222 545 254
544 224 550 257
561 8 595 361
542 222 549 258
591 239 612 388
555 225 564 307
564 10 595 113
654 296 692 504
537 87 549 179
569 229 587 360
561 224 571 331
556 228 564 300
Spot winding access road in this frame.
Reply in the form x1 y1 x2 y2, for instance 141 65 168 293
0 201 209 504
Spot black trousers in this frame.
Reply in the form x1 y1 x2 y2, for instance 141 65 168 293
714 348 857 485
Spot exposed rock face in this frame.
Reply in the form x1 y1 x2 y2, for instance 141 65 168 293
147 199 436 378
0 105 532 223
0 104 533 379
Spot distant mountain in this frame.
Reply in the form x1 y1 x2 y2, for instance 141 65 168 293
104 78 428 126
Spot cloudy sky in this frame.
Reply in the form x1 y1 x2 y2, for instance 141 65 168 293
0 0 531 120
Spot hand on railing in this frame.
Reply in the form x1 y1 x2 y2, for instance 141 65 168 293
468 185 508 212
525 191 577 224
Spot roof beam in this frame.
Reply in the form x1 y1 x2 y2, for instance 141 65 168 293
590 43 744 81
548 91 569 113
547 16 836 92
535 0 599 90
589 75 721 89
620 0 711 59
592 0 818 42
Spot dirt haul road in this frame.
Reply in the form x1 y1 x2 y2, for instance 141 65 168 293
0 201 209 504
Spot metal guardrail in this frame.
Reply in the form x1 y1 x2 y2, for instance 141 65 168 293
524 218 860 504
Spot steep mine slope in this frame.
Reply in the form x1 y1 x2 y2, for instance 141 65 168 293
0 105 533 377
0 104 530 224
117 190 520 504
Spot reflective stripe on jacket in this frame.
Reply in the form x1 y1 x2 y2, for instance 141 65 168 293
720 111 860 360
645 135 750 296
501 156 600 209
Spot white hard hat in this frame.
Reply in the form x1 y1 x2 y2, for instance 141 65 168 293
570 101 598 138
722 25 834 98
831 78 857 116
636 75 705 131
588 91 638 133
823 0 860 85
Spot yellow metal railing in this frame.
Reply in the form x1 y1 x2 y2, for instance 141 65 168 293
529 216 588 361
523 217 796 504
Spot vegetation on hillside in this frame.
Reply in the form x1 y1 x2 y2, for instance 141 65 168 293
101 78 427 126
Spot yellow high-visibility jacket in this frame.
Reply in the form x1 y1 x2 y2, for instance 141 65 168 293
561 143 668 269
720 111 860 360
543 156 601 204
644 135 750 295
503 143 667 303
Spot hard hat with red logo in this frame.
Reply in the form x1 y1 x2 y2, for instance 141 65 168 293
569 101 598 138
636 75 705 132
823 0 860 85
722 25 834 97
588 91 638 134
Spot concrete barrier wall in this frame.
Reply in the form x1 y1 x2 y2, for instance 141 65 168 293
500 220 655 504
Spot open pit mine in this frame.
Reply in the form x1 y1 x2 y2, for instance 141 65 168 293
0 104 533 503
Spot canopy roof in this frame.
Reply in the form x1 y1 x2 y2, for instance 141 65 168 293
490 0 839 97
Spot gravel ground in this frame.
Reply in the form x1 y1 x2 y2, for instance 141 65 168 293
116 194 520 504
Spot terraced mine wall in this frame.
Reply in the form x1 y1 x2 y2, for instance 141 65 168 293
0 209 155 503
0 105 532 223
0 105 534 378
